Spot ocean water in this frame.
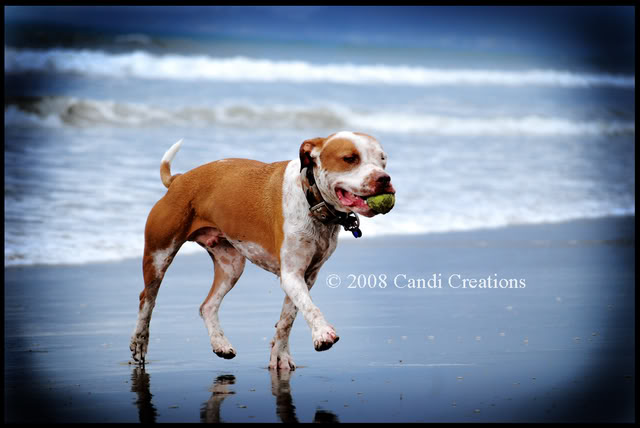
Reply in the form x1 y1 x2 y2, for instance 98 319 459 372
3 7 635 267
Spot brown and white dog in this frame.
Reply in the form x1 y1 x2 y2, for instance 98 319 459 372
130 131 395 370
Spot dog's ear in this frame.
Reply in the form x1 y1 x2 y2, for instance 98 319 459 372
299 137 325 169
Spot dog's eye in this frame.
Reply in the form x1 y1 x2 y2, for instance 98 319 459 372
343 154 359 164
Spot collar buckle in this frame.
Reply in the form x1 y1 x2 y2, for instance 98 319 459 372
309 201 331 222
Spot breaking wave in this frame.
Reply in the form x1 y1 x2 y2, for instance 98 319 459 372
5 96 635 137
4 46 635 88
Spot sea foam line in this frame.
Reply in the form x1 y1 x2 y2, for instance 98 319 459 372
4 96 635 136
4 46 635 88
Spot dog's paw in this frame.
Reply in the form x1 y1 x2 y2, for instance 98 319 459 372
312 325 340 352
211 336 236 359
269 347 296 371
130 333 148 364
214 347 237 359
269 355 296 371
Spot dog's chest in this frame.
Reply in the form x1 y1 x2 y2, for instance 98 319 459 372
307 231 339 274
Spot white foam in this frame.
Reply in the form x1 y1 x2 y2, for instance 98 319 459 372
352 207 636 240
349 113 635 136
4 46 635 88
4 96 635 137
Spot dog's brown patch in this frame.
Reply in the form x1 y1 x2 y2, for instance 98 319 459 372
180 159 288 264
319 138 360 172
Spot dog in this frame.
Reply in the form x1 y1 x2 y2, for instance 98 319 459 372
130 131 395 370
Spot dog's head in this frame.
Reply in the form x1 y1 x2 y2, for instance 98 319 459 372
299 131 395 218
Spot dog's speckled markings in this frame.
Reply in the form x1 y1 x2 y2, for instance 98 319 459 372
130 131 395 369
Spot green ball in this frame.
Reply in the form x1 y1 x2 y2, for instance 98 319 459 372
366 193 395 214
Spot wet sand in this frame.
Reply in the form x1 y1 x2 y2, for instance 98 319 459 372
4 216 635 422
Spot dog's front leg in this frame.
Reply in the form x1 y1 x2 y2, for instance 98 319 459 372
279 269 339 352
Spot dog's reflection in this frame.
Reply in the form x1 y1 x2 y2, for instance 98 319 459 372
271 369 339 423
131 367 339 422
201 374 237 423
130 366 158 423
270 369 298 423
268 370 339 422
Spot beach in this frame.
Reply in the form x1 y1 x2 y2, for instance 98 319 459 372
4 216 635 422
4 5 635 423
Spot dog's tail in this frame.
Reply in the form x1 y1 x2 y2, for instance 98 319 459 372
160 139 184 188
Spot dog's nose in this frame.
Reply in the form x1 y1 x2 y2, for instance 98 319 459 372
377 174 391 185
374 172 395 194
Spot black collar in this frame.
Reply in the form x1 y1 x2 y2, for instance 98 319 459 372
300 165 362 238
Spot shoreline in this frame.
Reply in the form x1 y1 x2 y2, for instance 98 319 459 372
4 214 635 271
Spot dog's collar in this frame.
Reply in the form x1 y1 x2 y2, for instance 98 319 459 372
300 165 362 238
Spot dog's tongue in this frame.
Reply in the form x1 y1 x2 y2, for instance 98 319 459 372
337 189 368 209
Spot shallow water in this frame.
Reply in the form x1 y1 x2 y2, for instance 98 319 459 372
4 217 635 422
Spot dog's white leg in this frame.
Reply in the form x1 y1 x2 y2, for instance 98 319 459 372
279 268 338 352
200 242 246 359
269 296 298 370
270 268 322 370
130 296 157 365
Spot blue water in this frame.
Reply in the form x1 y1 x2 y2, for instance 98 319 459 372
3 6 635 266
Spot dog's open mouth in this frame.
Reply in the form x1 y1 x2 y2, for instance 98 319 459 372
335 188 370 210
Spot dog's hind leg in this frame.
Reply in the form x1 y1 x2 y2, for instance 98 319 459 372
199 238 246 359
130 196 188 365
130 244 181 365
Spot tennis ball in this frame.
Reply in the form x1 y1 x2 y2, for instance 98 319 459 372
366 193 395 214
